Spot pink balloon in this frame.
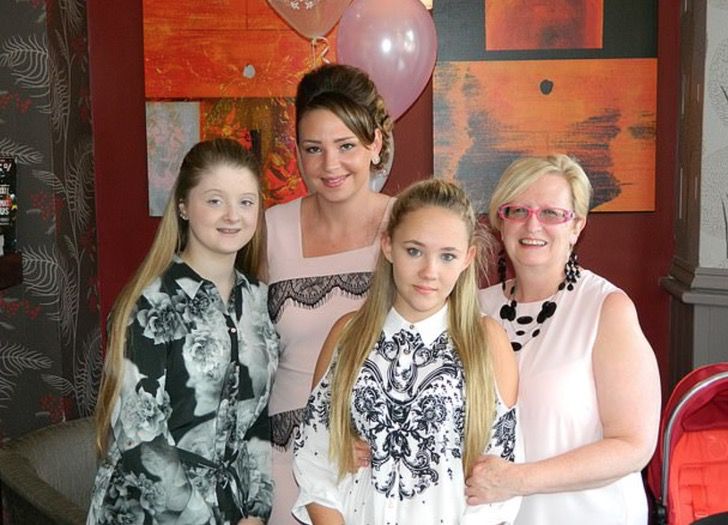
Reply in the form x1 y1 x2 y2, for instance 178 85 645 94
268 0 352 40
337 0 437 121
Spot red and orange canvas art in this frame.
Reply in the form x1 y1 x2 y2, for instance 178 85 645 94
200 97 302 208
434 0 657 214
434 59 656 214
485 0 604 51
143 0 334 214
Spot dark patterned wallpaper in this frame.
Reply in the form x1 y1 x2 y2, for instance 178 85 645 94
0 0 100 441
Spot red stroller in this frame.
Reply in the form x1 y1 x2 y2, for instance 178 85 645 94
647 363 728 524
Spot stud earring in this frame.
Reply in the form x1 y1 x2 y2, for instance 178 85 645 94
372 154 381 165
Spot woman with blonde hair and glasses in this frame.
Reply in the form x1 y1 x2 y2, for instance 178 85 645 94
292 179 522 525
89 138 278 525
470 154 660 524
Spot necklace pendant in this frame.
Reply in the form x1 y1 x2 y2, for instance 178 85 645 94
499 302 516 321
536 300 557 323
501 287 563 353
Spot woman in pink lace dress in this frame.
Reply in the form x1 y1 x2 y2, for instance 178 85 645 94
264 64 395 524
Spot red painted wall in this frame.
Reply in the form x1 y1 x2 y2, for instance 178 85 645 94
88 1 154 322
88 2 678 391
576 2 679 395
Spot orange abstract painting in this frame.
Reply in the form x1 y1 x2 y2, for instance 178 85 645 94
485 0 604 51
434 59 656 213
143 0 337 98
143 0 331 212
200 97 306 207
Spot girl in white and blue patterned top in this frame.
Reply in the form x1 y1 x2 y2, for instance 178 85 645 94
293 179 523 525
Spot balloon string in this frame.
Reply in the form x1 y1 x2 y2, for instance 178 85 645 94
310 37 330 68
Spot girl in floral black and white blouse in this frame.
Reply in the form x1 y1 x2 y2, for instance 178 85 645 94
88 138 278 525
292 180 523 525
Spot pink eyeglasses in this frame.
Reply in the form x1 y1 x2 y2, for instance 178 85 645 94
497 204 575 225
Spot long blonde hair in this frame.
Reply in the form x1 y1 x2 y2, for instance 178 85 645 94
94 138 264 455
329 179 496 476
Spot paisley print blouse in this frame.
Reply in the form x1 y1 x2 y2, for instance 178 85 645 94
292 305 522 525
87 259 278 525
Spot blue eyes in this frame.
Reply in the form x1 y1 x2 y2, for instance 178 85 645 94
405 247 456 262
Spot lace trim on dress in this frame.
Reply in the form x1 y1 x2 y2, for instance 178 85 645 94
267 272 373 323
271 407 307 450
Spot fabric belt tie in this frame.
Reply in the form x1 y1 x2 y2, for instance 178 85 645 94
176 447 248 518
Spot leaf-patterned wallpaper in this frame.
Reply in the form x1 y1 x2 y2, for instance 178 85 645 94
0 0 100 441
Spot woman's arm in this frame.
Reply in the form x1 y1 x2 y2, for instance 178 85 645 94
311 311 356 388
107 294 211 519
461 317 522 523
482 315 518 408
292 312 359 523
306 504 345 525
466 291 661 502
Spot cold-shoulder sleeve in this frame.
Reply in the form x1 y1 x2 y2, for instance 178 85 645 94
290 361 345 523
462 401 523 524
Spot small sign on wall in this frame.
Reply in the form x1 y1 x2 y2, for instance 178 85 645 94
0 156 18 256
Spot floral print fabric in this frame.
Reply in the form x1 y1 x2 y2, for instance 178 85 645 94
87 259 278 525
292 305 522 525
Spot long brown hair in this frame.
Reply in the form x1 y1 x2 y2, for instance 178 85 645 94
329 179 497 477
94 138 264 455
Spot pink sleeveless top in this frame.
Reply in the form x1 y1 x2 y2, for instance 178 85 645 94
479 270 648 524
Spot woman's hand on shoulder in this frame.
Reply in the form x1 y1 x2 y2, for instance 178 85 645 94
311 311 357 389
351 437 371 471
593 291 661 469
480 315 518 408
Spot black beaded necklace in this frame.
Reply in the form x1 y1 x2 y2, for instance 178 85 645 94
499 266 580 352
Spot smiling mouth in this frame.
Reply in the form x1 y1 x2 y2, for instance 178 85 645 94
218 228 241 234
321 175 348 188
520 239 546 246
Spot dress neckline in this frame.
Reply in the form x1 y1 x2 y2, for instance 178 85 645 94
296 197 394 261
